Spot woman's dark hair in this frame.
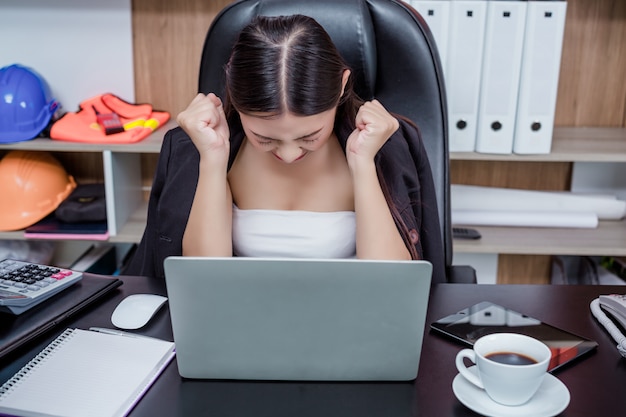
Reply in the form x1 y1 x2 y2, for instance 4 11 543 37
223 14 420 260
223 14 361 125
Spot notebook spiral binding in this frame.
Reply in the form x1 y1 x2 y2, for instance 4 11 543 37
0 328 75 396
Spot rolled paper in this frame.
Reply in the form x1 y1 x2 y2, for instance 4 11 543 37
452 210 599 228
451 185 626 220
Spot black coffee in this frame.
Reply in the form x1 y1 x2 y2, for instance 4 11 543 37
485 351 538 366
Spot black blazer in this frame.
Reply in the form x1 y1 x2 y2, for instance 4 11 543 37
123 118 445 283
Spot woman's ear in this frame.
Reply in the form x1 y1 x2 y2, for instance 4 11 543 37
340 69 351 96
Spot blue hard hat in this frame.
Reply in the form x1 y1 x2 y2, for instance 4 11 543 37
0 64 59 143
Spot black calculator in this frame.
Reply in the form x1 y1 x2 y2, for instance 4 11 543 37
0 259 83 315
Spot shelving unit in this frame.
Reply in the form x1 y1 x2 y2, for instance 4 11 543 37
451 127 626 257
2 0 622 283
3 124 623 260
0 120 177 244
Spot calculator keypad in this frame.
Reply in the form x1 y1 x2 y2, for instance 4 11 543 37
0 260 72 294
0 259 83 314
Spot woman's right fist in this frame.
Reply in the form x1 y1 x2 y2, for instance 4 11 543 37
177 93 230 161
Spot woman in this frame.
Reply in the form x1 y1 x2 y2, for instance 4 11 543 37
124 14 444 279
179 14 412 261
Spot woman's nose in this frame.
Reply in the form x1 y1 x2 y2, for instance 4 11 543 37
275 146 304 163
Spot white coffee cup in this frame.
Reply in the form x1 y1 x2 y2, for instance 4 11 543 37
455 333 551 406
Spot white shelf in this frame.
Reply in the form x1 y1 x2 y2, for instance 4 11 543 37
0 200 146 244
0 120 176 154
453 219 626 256
0 231 28 241
451 127 626 162
110 201 148 243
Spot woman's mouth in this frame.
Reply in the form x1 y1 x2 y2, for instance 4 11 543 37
272 152 307 162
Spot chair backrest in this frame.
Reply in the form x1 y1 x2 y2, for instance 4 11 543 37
198 0 453 270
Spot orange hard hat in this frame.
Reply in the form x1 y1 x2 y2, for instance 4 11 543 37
0 150 76 231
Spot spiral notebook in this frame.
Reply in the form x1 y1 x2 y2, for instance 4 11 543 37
0 328 175 417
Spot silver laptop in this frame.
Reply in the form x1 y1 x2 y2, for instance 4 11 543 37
163 256 432 381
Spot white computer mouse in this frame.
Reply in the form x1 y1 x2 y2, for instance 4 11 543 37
111 294 168 330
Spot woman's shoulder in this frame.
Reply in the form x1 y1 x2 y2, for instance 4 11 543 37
394 117 422 145
160 126 199 165
380 116 423 160
162 126 194 149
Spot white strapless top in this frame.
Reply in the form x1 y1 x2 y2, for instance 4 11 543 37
232 205 356 258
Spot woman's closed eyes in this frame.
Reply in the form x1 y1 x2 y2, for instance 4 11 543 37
251 128 323 146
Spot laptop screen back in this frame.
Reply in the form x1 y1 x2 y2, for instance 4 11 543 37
164 257 432 381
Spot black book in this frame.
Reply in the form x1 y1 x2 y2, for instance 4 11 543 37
0 274 122 360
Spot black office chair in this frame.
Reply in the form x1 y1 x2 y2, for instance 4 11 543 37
197 0 476 284
124 0 476 283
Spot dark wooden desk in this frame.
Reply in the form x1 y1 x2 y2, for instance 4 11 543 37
1 276 624 416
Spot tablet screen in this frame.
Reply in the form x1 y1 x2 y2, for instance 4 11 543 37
430 301 598 372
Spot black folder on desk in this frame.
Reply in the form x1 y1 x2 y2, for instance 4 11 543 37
0 274 122 360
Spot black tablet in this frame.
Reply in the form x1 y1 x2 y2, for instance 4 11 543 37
430 301 598 372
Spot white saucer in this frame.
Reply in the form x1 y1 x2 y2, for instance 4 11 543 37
452 366 570 417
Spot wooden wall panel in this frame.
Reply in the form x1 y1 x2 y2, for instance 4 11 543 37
131 0 626 127
554 0 626 127
132 0 233 117
55 153 105 185
140 154 159 198
132 0 232 201
451 161 572 191
129 0 625 284
497 255 552 285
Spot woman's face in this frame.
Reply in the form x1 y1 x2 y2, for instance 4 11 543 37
239 108 338 164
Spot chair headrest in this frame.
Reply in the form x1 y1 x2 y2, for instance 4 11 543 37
200 0 377 100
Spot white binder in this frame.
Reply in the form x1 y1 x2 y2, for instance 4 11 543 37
409 1 451 70
445 0 488 152
474 0 527 154
513 0 567 154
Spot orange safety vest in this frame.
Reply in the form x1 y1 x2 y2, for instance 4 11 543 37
50 94 170 144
